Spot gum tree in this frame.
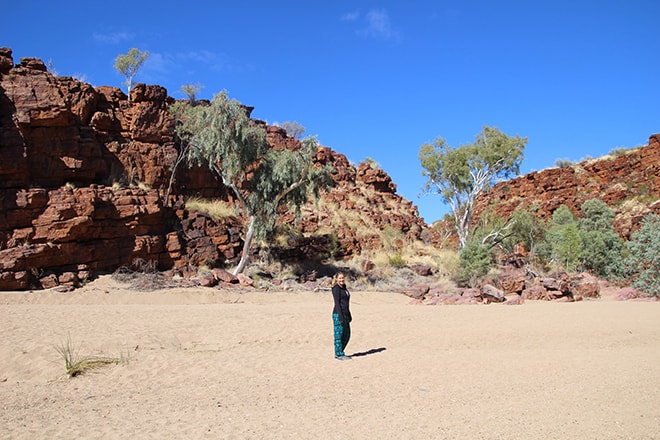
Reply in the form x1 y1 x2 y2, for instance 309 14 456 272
419 126 527 248
171 91 332 274
114 48 150 98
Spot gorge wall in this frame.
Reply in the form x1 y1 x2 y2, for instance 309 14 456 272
474 134 660 238
0 48 432 290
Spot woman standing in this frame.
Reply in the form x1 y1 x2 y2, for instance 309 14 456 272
332 272 352 360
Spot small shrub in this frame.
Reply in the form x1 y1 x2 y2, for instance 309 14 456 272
555 158 574 168
360 157 380 169
278 121 306 139
455 240 493 287
388 252 407 268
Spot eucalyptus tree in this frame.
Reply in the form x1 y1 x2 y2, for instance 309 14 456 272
419 126 527 249
114 48 150 98
171 91 332 274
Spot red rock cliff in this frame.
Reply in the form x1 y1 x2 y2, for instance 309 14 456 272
0 48 433 290
474 134 660 238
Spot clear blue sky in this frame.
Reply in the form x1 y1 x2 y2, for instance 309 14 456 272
4 1 659 223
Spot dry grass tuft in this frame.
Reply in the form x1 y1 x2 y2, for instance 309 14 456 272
185 197 237 220
55 335 126 378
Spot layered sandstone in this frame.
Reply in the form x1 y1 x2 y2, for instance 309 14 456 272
0 48 432 290
474 134 660 238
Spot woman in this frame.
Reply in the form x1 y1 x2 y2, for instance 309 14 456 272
332 272 352 360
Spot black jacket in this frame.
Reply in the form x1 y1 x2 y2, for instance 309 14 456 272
332 284 351 323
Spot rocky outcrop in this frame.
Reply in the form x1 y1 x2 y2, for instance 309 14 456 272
475 134 660 238
0 48 434 290
415 266 600 305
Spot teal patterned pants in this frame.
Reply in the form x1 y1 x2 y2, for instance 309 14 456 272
333 313 351 357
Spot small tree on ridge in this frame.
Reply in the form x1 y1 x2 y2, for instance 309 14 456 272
114 48 150 99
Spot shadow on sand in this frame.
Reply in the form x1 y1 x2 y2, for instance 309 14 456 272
350 347 387 358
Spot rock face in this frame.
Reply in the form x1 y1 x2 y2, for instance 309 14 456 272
474 135 660 239
0 48 434 290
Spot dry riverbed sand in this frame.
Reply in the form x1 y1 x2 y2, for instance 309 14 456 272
1 276 659 439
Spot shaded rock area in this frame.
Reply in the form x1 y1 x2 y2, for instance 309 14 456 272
0 48 436 290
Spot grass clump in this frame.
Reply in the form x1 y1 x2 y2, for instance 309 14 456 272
388 251 407 268
185 196 237 220
56 336 126 378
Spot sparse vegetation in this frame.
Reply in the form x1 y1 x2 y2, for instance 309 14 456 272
46 58 58 76
555 158 574 168
388 251 407 268
56 335 125 378
608 146 643 157
278 121 306 139
112 258 187 291
181 83 204 104
361 157 380 169
185 197 237 220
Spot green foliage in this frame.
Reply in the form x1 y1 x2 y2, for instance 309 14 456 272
455 240 493 287
171 91 266 194
171 91 332 274
625 214 660 297
539 205 582 271
419 125 527 248
578 199 624 278
114 48 150 97
502 208 547 257
580 198 615 230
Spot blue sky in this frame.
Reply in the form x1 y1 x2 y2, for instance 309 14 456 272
4 1 659 223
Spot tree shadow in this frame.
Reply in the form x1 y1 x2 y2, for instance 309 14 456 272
349 347 387 358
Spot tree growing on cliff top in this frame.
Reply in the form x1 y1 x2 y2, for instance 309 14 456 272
419 126 527 249
181 82 204 104
171 91 332 274
114 48 150 99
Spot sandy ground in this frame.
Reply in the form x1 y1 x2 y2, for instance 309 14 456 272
1 276 659 440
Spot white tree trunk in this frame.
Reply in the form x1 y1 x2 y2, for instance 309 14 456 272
233 216 255 275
